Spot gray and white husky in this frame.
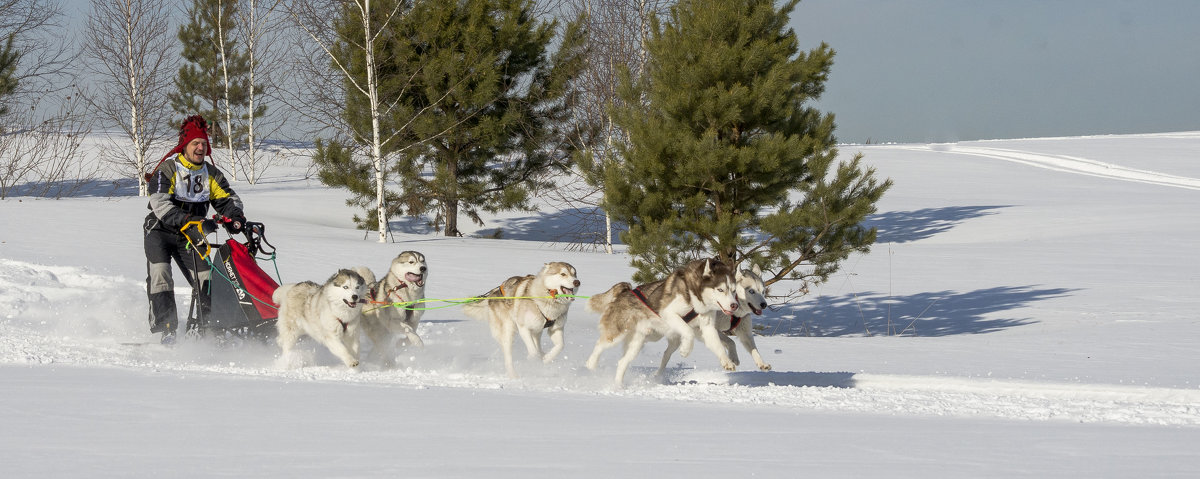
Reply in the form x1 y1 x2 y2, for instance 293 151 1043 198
353 251 428 367
462 262 580 377
272 269 368 369
718 264 772 371
659 263 772 373
585 258 738 387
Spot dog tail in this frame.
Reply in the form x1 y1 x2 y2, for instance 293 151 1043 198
351 266 377 286
587 282 631 314
272 283 294 307
461 284 503 320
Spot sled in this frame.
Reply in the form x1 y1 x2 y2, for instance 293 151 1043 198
182 217 281 342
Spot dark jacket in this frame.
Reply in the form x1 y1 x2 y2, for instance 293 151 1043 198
144 155 244 234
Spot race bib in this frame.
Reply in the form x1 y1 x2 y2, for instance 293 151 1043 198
174 163 211 203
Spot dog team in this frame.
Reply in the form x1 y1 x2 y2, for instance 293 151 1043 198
272 251 772 386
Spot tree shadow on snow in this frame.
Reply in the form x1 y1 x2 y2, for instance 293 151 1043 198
865 205 1012 243
479 207 627 244
724 370 857 388
760 285 1077 337
663 369 856 388
8 177 140 198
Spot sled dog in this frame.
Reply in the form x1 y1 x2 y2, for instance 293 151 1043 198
719 264 772 371
353 251 428 367
659 263 772 373
462 262 580 377
273 269 368 369
584 258 738 387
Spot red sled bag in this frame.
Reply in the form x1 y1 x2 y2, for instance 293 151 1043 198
209 238 279 338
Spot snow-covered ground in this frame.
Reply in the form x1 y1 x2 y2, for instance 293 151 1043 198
2 132 1199 477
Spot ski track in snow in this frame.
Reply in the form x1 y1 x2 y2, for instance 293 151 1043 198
4 259 1199 427
885 144 1200 191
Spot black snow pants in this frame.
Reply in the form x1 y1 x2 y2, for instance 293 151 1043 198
144 218 211 335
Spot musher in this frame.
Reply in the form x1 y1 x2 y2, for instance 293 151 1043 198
143 115 248 345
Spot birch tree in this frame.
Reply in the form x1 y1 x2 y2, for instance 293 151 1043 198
83 0 177 197
232 0 285 183
172 0 262 180
559 0 672 252
285 0 403 243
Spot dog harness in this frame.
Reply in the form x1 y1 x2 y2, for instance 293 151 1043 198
368 273 416 322
497 284 558 329
724 314 747 335
374 272 410 301
630 287 698 323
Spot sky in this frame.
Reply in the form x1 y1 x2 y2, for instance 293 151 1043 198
786 0 1200 143
57 0 1200 144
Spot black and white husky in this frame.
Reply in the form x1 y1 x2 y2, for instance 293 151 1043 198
585 258 738 387
462 262 580 377
353 251 428 367
272 269 368 369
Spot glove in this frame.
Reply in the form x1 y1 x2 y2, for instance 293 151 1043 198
182 218 216 246
223 215 246 234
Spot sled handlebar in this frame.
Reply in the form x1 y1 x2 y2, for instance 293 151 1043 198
179 219 214 258
197 215 275 258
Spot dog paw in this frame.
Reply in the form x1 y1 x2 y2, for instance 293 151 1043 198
758 363 772 371
678 344 693 358
275 352 304 370
721 360 737 371
585 359 599 370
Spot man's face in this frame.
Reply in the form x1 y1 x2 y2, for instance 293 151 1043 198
183 138 207 165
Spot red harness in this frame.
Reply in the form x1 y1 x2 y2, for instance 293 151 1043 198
723 314 747 335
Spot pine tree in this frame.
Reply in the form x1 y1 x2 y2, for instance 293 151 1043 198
170 0 260 149
0 34 20 117
395 0 587 237
315 0 588 237
606 0 892 291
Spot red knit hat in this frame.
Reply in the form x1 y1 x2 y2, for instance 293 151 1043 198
170 115 212 157
143 116 214 181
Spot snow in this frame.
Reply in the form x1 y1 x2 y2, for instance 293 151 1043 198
2 131 1200 477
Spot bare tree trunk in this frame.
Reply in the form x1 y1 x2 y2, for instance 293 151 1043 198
216 0 240 180
244 0 258 183
83 0 176 197
234 0 285 184
361 1 389 243
546 0 671 252
126 7 147 195
287 0 404 243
